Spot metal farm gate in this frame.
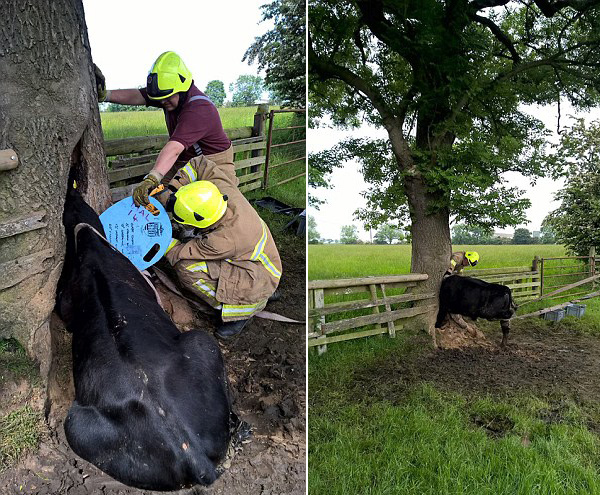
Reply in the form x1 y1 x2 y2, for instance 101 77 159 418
264 108 306 189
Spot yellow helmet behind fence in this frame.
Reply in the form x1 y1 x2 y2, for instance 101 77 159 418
465 251 480 266
171 181 227 229
147 51 193 100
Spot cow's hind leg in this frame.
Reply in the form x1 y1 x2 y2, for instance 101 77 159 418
500 319 510 347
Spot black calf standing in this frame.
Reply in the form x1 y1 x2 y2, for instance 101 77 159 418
56 183 236 491
435 275 517 346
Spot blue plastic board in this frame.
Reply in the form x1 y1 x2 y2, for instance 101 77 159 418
99 197 172 271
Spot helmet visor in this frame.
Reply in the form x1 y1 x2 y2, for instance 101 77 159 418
146 73 174 100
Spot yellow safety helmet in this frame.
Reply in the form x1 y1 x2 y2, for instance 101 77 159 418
146 51 193 100
465 251 480 266
170 181 227 229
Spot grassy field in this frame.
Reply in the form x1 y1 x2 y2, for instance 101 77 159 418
309 244 600 495
100 107 259 139
308 244 567 280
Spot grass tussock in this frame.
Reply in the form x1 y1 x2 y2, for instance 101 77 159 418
0 406 43 470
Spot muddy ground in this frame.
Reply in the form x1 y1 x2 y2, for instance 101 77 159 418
351 321 600 408
0 241 305 495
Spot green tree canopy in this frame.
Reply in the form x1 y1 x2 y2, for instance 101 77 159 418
374 223 404 244
451 224 494 244
308 215 321 244
309 0 600 289
544 119 600 255
340 224 360 244
513 228 533 245
230 75 264 107
540 224 557 245
204 80 226 106
243 0 305 107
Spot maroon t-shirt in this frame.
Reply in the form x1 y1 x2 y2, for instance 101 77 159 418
140 83 231 160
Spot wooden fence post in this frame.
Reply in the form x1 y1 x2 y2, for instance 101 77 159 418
590 247 596 288
314 288 327 355
532 256 539 298
251 104 269 176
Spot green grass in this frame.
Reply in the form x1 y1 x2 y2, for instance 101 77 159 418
0 338 40 386
309 330 600 495
100 106 260 140
308 244 567 280
0 406 42 470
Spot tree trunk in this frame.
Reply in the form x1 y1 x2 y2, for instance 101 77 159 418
387 123 451 342
404 174 451 339
0 0 110 406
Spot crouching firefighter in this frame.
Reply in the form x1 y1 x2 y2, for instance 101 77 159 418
445 251 479 276
155 155 282 339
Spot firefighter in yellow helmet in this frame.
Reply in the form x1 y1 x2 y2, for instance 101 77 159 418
446 251 479 276
154 155 282 339
94 51 233 206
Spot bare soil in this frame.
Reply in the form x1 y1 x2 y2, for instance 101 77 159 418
350 320 600 406
0 242 305 495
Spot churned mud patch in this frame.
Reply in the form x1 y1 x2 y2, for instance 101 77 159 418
350 321 600 407
0 240 305 495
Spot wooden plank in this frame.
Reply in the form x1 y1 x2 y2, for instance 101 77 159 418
322 282 418 297
110 184 136 203
308 327 388 347
368 284 383 334
110 153 159 170
505 281 540 290
238 181 262 194
314 288 327 354
109 163 153 183
104 135 168 156
322 304 436 335
234 156 266 170
238 170 264 184
309 274 428 290
104 127 254 156
308 292 437 317
462 266 531 276
232 141 266 154
0 149 19 171
478 271 538 283
230 135 266 146
0 248 54 290
0 210 46 239
381 283 395 338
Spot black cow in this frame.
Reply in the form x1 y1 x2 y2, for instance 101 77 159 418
435 275 517 346
56 182 237 491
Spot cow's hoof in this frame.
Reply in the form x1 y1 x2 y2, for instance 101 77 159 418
216 319 250 340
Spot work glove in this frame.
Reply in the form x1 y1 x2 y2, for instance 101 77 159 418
133 171 163 207
94 64 107 102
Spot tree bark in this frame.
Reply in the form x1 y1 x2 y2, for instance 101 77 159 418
0 0 109 399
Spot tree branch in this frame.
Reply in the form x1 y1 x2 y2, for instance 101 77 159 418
534 0 600 17
468 12 521 63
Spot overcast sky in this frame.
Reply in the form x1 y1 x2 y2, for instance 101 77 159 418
82 0 270 99
309 103 600 242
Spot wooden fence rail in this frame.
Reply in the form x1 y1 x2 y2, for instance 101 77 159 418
308 274 434 353
459 264 541 303
104 105 305 202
